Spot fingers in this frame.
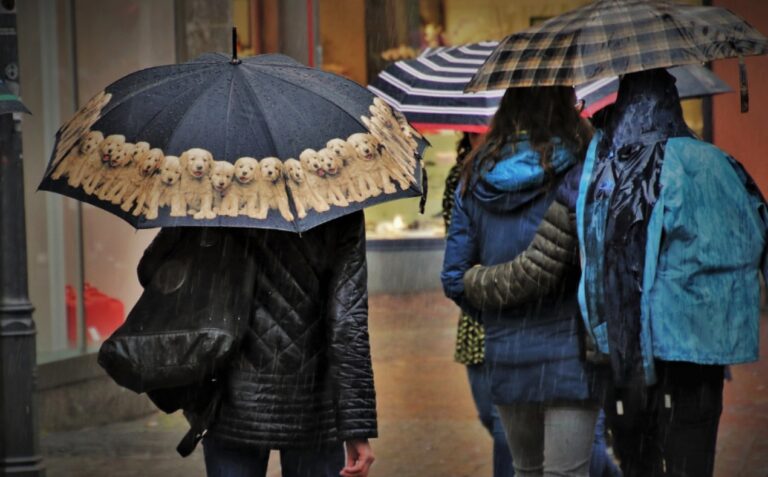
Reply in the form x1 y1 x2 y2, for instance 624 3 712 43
340 455 374 477
340 443 374 477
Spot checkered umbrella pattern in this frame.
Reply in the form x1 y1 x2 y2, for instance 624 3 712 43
465 0 768 92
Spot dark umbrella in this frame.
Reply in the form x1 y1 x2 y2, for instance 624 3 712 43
369 39 731 131
0 80 29 115
466 0 766 111
39 53 425 232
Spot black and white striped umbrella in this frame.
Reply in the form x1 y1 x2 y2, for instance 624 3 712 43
369 41 730 133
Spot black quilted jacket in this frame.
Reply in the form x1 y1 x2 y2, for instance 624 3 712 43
139 212 377 449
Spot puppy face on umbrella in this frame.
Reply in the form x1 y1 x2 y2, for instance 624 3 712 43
181 148 213 179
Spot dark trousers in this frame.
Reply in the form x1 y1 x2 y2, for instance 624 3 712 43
203 438 345 477
601 361 724 477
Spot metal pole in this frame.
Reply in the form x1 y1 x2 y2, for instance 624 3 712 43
0 2 45 475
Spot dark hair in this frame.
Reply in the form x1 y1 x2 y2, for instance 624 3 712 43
460 86 593 195
455 132 473 163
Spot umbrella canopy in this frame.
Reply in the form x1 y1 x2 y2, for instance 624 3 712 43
0 80 30 115
369 42 501 132
39 53 425 232
369 40 730 132
466 0 767 96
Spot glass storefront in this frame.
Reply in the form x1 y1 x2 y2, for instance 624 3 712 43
19 0 175 363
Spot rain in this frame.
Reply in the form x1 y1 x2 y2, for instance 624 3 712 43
2 1 768 477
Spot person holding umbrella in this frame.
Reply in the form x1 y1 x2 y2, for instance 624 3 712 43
40 42 426 477
442 85 599 477
465 1 768 475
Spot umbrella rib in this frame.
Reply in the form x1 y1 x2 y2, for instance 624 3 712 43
134 71 225 141
242 63 369 129
98 64 221 117
236 69 281 157
164 72 234 153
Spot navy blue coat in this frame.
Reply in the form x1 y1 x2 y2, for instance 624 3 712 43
441 139 595 404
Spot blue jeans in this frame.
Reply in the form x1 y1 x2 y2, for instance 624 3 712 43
203 438 345 477
590 410 622 477
467 364 515 477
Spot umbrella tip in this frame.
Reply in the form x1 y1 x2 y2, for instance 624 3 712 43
231 27 241 65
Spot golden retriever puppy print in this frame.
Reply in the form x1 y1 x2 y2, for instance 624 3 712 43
81 135 129 195
348 133 413 193
95 141 140 200
210 161 235 215
52 91 112 168
341 134 383 199
283 158 329 219
143 155 183 220
52 130 104 183
318 148 357 206
299 148 348 208
230 156 260 218
116 148 164 210
179 148 215 220
363 115 415 176
69 132 122 189
369 101 416 155
256 157 294 221
326 138 368 201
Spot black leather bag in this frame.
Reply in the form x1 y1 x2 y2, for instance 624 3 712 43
98 227 256 395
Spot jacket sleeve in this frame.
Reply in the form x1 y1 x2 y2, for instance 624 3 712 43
462 163 583 311
441 188 480 316
462 198 579 310
326 211 377 441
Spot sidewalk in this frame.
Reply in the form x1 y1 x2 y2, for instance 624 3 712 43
42 292 768 477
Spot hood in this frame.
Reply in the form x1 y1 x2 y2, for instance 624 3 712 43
603 68 692 150
471 138 577 213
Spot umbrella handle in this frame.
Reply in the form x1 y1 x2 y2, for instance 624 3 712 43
739 55 748 113
419 164 428 215
231 27 241 65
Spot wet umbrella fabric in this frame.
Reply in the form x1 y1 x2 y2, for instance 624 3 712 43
39 53 425 232
0 80 30 115
369 40 731 132
466 0 767 93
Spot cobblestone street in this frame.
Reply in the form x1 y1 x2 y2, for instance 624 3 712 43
42 292 768 477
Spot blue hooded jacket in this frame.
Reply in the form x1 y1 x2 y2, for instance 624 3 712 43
442 138 596 403
577 70 768 385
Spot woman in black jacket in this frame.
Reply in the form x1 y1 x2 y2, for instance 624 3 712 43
136 212 376 477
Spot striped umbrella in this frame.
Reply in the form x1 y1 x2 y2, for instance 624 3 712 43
369 41 730 133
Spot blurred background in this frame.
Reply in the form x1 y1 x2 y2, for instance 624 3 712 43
13 1 768 475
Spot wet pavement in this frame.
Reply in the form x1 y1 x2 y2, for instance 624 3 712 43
42 292 768 477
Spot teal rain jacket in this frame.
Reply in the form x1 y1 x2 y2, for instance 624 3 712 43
577 131 768 384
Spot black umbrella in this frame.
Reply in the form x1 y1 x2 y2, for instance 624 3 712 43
466 0 767 111
0 80 29 115
39 52 425 232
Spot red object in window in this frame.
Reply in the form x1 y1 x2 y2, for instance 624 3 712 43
65 284 125 346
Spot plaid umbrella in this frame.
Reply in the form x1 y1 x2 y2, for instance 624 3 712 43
370 40 730 132
466 0 767 111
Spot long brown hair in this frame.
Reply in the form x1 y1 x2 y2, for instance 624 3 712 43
460 86 592 195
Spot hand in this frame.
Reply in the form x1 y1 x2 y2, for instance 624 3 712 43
340 439 375 477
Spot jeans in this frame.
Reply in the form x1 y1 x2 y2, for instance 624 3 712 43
467 364 515 477
589 410 621 477
497 403 599 477
203 438 345 477
601 361 724 477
